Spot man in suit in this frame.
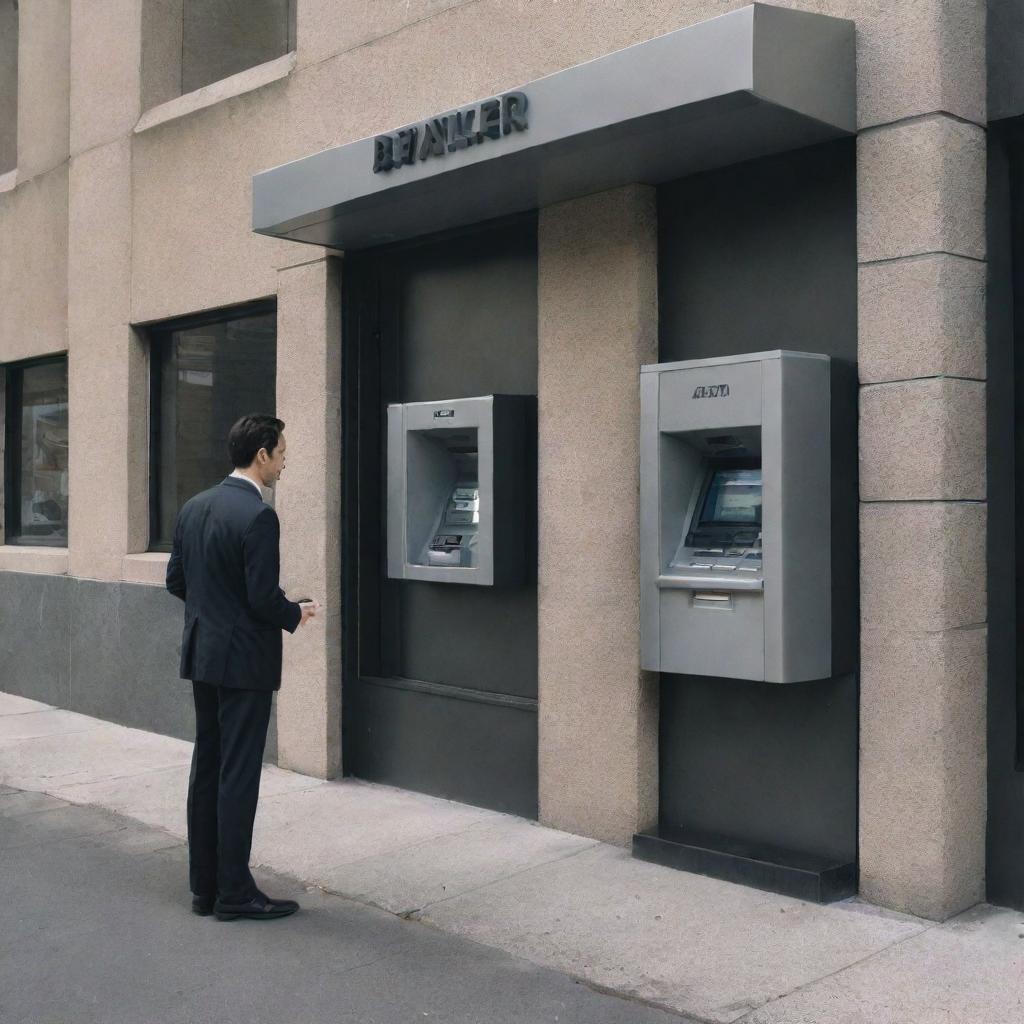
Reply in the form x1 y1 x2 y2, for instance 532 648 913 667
166 414 316 922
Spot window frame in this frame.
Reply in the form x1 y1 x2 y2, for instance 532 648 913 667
3 354 70 548
146 299 277 553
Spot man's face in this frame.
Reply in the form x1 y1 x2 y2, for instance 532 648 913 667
255 432 287 487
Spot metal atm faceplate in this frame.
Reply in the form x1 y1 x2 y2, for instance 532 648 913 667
657 359 762 433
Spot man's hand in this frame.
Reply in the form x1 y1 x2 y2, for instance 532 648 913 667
298 601 319 627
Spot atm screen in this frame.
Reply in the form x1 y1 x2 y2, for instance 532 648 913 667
698 467 762 526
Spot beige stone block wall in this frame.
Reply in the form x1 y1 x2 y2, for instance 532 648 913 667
857 72 987 917
0 163 68 363
129 82 302 323
295 0 468 68
858 255 985 384
70 0 142 156
860 503 986 634
293 0 980 129
275 256 342 780
858 116 986 264
860 379 985 501
537 185 658 846
67 137 147 581
860 625 987 920
17 0 71 181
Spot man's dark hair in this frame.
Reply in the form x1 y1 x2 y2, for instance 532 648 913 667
228 415 285 468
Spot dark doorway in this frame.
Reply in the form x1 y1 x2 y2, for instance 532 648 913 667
341 217 539 818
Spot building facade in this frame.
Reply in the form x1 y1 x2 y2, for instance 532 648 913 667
1 0 1021 920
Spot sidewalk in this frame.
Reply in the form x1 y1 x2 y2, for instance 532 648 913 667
2 689 1022 1024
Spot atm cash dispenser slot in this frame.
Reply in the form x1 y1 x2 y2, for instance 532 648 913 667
387 394 531 587
640 351 833 683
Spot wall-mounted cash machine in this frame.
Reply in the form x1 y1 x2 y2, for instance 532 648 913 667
387 394 531 586
640 351 835 683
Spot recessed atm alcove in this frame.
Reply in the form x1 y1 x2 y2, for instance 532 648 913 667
640 350 834 683
387 394 531 587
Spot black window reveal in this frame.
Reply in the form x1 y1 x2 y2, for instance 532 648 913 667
182 0 294 94
4 357 70 546
0 0 18 176
148 303 277 551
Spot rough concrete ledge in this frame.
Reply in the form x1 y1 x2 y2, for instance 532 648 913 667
121 552 170 587
135 52 296 134
0 546 69 575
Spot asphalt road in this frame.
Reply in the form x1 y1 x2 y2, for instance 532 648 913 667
1 785 692 1024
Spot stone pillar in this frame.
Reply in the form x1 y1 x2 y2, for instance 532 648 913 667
856 33 988 916
16 0 71 182
537 185 658 845
67 136 148 582
274 256 343 780
66 3 148 582
69 0 143 156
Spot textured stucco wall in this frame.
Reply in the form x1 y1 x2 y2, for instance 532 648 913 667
0 164 68 363
274 256 342 779
537 185 659 845
855 5 988 919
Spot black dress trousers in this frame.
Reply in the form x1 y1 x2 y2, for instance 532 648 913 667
187 680 273 903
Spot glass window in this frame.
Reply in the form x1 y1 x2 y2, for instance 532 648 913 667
4 358 70 546
149 304 276 550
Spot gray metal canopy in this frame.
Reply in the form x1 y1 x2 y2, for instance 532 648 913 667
252 4 854 251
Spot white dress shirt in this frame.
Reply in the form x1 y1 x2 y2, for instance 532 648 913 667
229 469 263 497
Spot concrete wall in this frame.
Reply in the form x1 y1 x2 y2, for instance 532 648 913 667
855 7 988 919
537 185 659 845
0 0 996 916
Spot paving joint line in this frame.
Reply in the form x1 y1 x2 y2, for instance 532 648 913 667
730 919 939 1024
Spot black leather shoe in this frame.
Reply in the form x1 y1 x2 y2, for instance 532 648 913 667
214 892 299 922
192 896 215 917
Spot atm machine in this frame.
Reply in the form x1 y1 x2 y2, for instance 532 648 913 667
386 394 530 586
640 350 836 683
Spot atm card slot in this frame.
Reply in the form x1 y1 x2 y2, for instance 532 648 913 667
657 574 763 592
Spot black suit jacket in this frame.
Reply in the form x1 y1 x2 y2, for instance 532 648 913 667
166 476 302 691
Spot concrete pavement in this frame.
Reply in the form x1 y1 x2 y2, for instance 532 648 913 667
2 690 1024 1023
1 787 687 1024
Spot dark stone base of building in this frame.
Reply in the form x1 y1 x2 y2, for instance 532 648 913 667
0 571 277 762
